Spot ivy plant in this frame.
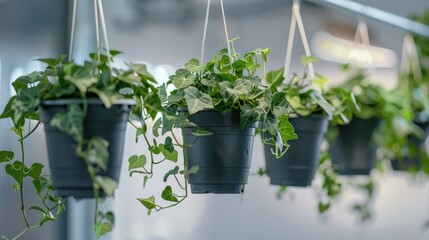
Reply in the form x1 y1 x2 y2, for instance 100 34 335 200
0 51 162 239
267 56 360 126
130 39 303 214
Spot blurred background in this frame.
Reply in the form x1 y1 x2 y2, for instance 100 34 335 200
1 0 429 239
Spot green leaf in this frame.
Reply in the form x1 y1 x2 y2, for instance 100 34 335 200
135 64 157 83
152 118 162 137
312 74 328 91
318 202 331 214
86 137 110 171
50 104 84 142
65 75 98 93
26 163 43 179
278 115 297 144
95 222 113 239
89 88 122 109
160 146 178 162
185 58 205 73
184 86 214 114
191 127 213 136
12 88 40 123
180 165 200 177
219 79 252 103
137 196 157 215
271 92 291 117
170 69 196 89
0 151 14 163
0 96 16 119
261 48 271 63
300 55 319 66
240 104 263 129
158 84 168 103
163 166 180 182
143 175 149 188
161 185 179 202
264 112 279 135
12 71 42 92
97 176 118 196
266 67 285 89
5 161 24 184
128 155 147 171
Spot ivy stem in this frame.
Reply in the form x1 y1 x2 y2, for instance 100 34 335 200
11 225 38 240
18 129 30 228
19 121 41 142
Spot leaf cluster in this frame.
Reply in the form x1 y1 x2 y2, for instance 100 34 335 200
161 46 297 155
269 56 360 126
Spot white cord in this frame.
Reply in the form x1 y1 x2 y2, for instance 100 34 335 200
292 3 315 80
97 0 111 68
402 34 422 80
94 0 101 61
219 0 232 59
68 0 78 61
284 0 315 80
284 8 297 79
201 0 211 63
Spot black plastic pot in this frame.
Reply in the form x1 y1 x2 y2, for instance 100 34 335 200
391 119 429 171
330 117 381 175
180 109 257 194
39 99 134 198
263 115 329 187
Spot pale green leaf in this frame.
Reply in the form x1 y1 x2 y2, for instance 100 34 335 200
161 186 179 202
128 155 147 171
170 69 196 89
65 76 98 93
183 86 214 114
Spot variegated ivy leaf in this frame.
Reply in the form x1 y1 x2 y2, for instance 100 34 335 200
96 176 118 196
50 104 84 142
64 75 98 93
257 89 272 109
287 96 312 116
185 58 205 73
271 92 291 117
240 104 264 129
87 137 110 171
158 83 168 103
278 115 297 145
138 196 157 215
184 86 214 114
89 88 122 108
311 91 334 118
264 112 279 135
170 69 196 89
12 88 40 124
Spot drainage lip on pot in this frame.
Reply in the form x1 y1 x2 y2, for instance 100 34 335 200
264 114 329 187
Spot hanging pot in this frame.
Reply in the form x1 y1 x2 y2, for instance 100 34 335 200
180 109 257 194
330 117 381 175
263 115 329 187
39 99 134 198
391 117 429 171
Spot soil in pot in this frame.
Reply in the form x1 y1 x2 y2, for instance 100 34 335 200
180 109 257 194
39 99 133 198
330 117 381 175
263 115 329 187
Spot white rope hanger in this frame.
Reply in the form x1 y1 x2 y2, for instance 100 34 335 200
284 0 315 80
400 34 422 81
200 0 232 63
68 0 111 67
